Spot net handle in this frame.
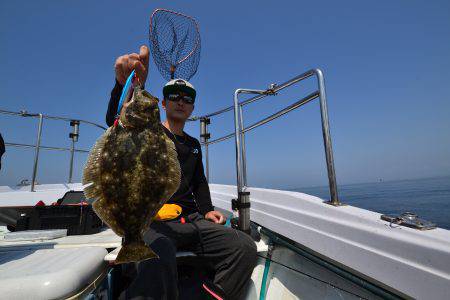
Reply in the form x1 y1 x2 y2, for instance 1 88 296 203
149 8 201 66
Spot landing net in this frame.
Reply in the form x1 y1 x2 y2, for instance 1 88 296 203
149 8 201 81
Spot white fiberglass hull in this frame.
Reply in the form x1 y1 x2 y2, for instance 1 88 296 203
1 183 449 299
210 184 450 300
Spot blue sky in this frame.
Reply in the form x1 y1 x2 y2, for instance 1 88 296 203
0 0 449 190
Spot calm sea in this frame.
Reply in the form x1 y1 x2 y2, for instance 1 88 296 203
293 176 450 230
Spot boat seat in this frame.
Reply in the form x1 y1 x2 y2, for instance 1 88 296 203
104 238 268 263
104 246 197 263
0 247 108 300
104 212 236 263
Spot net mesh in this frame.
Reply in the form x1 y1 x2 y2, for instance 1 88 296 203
149 9 201 81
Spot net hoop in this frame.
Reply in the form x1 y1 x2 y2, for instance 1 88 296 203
149 8 201 74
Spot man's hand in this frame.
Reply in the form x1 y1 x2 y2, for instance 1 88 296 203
205 210 227 224
115 45 149 85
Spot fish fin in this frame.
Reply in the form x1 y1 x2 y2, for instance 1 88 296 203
114 242 158 264
83 182 101 202
82 129 110 199
92 197 125 236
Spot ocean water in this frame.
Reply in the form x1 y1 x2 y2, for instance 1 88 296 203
293 176 450 230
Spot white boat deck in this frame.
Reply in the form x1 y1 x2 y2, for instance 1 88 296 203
0 183 83 206
0 228 121 251
1 183 450 299
0 246 108 299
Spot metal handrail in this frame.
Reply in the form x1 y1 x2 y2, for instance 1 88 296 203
0 109 107 130
244 91 319 133
194 68 340 232
0 109 105 191
189 69 317 121
203 91 319 145
4 142 90 153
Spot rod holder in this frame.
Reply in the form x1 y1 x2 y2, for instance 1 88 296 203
200 117 210 142
69 120 80 142
231 191 251 234
200 117 211 181
68 120 80 183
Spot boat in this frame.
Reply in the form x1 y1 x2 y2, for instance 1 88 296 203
1 69 449 299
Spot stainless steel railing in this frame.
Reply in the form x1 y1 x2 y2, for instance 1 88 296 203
0 109 106 191
191 69 340 232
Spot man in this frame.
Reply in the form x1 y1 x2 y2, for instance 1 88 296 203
0 133 5 171
106 45 257 300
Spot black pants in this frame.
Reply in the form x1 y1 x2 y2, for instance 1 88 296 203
119 213 257 300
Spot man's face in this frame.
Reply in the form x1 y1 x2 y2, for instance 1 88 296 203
162 91 195 122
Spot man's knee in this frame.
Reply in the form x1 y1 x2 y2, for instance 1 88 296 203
225 229 257 263
239 231 257 263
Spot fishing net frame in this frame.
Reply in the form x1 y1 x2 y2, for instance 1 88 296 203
149 8 201 81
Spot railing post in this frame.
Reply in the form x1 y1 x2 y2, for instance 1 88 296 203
239 105 248 188
200 117 211 181
68 120 80 183
234 89 267 233
234 90 245 232
314 69 340 205
31 114 43 192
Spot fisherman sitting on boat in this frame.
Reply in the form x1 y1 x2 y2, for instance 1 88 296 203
105 45 257 300
0 133 4 170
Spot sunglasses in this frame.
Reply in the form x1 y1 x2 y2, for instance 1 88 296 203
167 93 195 104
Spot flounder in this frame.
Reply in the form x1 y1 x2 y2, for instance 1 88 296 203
83 86 181 264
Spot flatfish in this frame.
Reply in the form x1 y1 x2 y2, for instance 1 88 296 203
82 86 181 264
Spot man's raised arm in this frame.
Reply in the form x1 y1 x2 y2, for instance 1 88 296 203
105 45 150 127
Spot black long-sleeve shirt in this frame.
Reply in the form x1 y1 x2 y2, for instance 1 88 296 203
106 81 214 216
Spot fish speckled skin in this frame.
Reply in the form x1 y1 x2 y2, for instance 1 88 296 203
82 86 181 264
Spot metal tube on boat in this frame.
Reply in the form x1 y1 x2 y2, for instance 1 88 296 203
0 109 107 130
243 91 319 134
234 89 267 233
200 117 211 181
205 144 209 182
31 114 44 192
190 70 316 122
201 92 320 146
68 120 80 183
239 105 248 188
69 139 75 183
233 90 244 194
272 69 315 93
4 142 89 153
314 69 340 205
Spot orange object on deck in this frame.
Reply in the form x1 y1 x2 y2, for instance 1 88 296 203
154 204 182 221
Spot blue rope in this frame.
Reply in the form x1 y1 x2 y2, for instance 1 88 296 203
259 242 274 300
224 213 233 227
259 253 271 300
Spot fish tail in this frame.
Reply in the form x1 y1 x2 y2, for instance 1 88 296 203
115 242 159 264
